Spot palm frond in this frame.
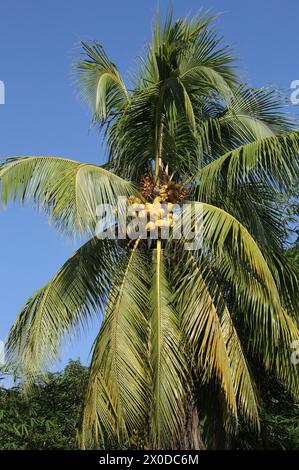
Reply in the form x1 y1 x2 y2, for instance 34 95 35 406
179 201 280 301
79 241 150 449
223 86 294 137
107 86 158 180
174 251 260 431
209 249 299 397
196 182 287 250
174 252 238 421
75 41 128 126
0 156 137 234
150 241 186 449
195 131 299 198
6 238 118 376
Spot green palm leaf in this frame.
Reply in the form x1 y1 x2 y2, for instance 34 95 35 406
210 249 299 397
0 156 136 234
195 131 299 198
178 201 280 300
75 41 128 125
175 250 260 430
150 241 186 449
79 241 150 448
6 238 118 376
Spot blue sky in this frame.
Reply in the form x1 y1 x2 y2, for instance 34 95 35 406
0 0 298 370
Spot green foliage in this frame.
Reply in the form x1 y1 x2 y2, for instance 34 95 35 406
287 244 299 268
234 371 299 450
6 238 119 378
0 360 88 450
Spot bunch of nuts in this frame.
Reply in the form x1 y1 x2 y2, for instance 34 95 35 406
128 196 177 232
140 174 188 204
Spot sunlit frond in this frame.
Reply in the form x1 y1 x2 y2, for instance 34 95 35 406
0 156 137 234
174 251 260 431
195 182 287 251
178 201 280 300
223 86 293 137
150 242 186 449
209 249 299 397
174 252 238 419
195 131 299 198
6 238 118 376
75 41 128 125
79 241 150 448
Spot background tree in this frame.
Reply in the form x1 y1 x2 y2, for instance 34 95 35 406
234 365 299 450
1 360 298 450
0 360 88 450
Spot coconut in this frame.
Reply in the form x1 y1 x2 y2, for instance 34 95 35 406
149 210 159 221
132 203 145 211
157 207 166 217
138 209 148 219
155 219 169 228
127 225 135 237
153 196 162 204
145 221 156 231
128 210 137 218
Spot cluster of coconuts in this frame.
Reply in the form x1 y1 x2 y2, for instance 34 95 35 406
128 196 176 233
141 176 187 204
158 180 187 204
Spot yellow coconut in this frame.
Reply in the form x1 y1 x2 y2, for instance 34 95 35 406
155 219 169 228
138 209 148 219
145 221 156 231
128 210 137 218
127 225 135 237
132 203 145 211
128 196 135 204
157 207 166 217
149 210 159 221
153 196 162 204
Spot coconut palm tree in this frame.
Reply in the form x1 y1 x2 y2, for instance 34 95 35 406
1 11 299 450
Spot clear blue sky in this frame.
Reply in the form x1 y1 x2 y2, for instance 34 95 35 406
0 0 298 370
